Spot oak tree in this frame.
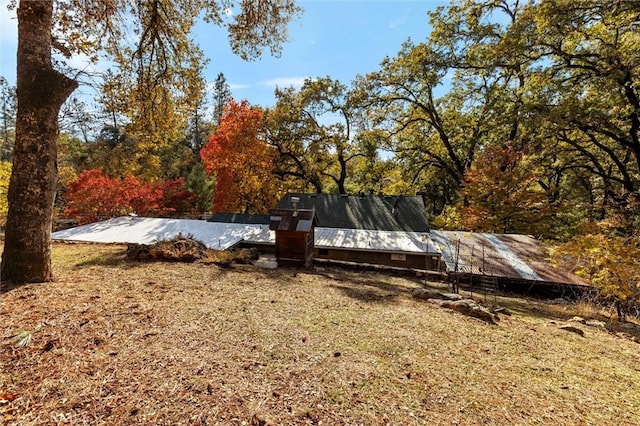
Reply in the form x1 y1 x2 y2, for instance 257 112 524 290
460 142 554 236
2 0 300 283
266 77 367 194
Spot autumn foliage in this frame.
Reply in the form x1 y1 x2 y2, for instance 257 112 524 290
460 142 553 236
63 169 196 224
200 100 278 214
553 229 640 321
0 161 11 226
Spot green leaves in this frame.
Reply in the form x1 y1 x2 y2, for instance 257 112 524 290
266 77 369 194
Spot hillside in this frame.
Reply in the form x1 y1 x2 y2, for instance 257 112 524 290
1 243 639 425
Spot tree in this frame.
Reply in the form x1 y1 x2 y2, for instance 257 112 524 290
459 142 555 236
186 162 215 213
186 75 213 157
356 0 562 213
553 229 640 321
0 77 16 161
358 0 639 229
2 1 78 283
518 0 640 226
56 132 87 206
266 77 367 194
347 129 396 195
2 0 301 283
63 169 196 224
84 126 140 178
59 97 95 144
201 100 277 214
212 72 232 128
358 36 516 198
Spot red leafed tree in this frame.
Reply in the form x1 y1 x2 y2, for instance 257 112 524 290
63 170 196 224
157 178 198 216
63 170 126 224
200 100 278 214
460 142 554 236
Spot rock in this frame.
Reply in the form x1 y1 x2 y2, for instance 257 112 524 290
443 293 465 301
251 414 273 426
411 288 438 300
585 320 606 328
493 307 511 316
569 316 586 323
559 325 585 337
412 288 464 301
439 299 498 324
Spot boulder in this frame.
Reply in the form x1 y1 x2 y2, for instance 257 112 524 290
438 299 499 324
493 307 511 316
585 319 607 328
412 288 464 301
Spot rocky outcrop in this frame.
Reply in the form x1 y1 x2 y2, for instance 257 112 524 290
411 288 464 301
412 289 499 324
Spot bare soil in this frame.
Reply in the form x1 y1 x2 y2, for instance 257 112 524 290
1 243 639 425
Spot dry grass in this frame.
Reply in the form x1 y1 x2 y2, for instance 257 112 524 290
1 243 640 425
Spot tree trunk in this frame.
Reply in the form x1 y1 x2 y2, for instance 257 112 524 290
1 0 77 283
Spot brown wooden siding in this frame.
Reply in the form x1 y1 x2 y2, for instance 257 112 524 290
314 248 441 270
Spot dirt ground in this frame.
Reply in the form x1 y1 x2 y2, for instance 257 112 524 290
2 243 640 425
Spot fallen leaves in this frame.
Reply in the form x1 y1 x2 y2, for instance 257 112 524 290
0 391 17 403
1 243 639 425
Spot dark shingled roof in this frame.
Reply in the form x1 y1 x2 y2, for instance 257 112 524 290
276 193 429 232
208 213 270 225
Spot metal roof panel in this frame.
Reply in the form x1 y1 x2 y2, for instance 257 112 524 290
315 228 439 254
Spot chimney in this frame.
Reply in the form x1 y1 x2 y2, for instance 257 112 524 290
291 196 300 216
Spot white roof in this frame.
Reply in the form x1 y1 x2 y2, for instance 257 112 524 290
315 228 439 254
52 218 439 255
52 216 272 251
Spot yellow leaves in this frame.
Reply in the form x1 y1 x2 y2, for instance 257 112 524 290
553 231 640 303
0 161 11 226
587 246 601 256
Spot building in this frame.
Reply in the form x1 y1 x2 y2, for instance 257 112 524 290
268 206 318 267
275 193 430 232
430 230 592 297
272 193 437 269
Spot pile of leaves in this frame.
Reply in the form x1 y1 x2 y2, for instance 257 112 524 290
125 236 258 266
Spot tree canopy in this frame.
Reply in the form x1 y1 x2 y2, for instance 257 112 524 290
201 100 278 214
1 0 301 283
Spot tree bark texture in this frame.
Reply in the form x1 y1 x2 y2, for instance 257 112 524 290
1 0 77 283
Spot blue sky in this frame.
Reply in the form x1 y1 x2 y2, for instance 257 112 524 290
0 0 448 107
